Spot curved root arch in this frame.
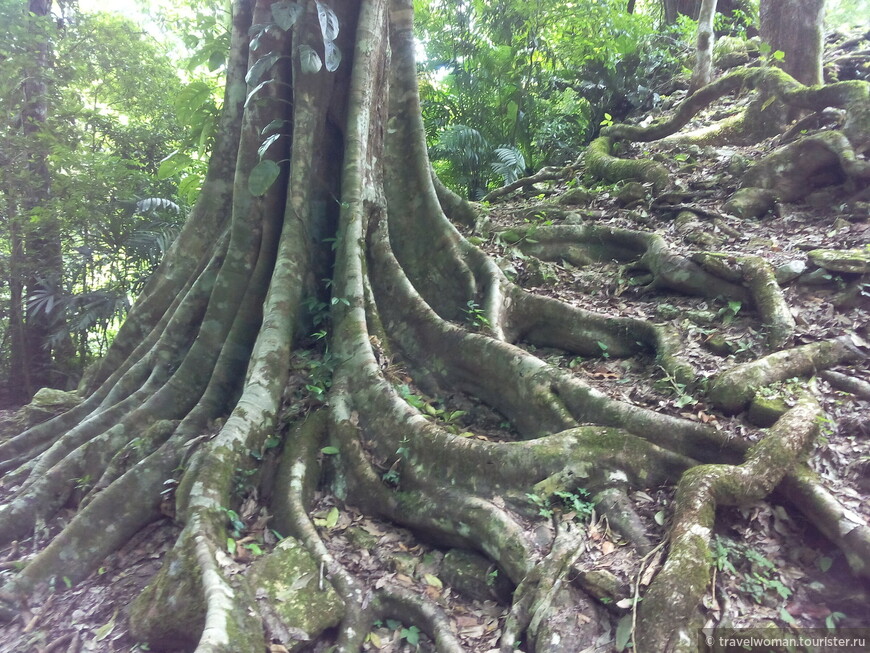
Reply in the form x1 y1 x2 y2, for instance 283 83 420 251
1 2 869 652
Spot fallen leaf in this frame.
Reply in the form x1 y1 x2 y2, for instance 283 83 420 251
423 573 443 588
325 506 340 529
93 610 117 642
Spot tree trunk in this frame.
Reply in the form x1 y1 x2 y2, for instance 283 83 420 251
760 0 825 87
689 0 718 92
5 197 32 404
20 0 72 395
1 1 868 651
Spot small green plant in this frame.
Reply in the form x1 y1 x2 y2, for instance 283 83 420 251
655 366 697 408
223 507 246 538
758 42 786 63
249 435 281 461
395 434 411 461
302 295 331 328
716 299 743 326
554 489 595 520
232 467 257 496
302 349 338 399
486 568 499 586
596 340 610 359
713 536 792 604
527 488 595 522
600 112 614 128
397 385 467 432
400 625 421 646
382 469 400 486
526 492 554 518
815 412 836 438
243 541 264 556
464 300 491 329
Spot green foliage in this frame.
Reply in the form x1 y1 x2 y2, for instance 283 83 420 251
395 385 468 438
0 3 193 384
400 625 421 646
526 488 595 522
430 124 493 198
712 536 793 604
716 298 743 325
223 507 246 538
654 366 698 408
463 300 490 330
416 0 690 198
826 0 870 29
713 3 758 39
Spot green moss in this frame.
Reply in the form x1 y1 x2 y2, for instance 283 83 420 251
808 248 870 274
246 536 344 647
129 534 206 651
746 396 789 427
585 137 670 192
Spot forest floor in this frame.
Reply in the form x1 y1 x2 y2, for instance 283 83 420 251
2 53 869 653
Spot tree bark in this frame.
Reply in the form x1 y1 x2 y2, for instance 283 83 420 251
760 0 825 87
19 0 72 396
690 0 718 92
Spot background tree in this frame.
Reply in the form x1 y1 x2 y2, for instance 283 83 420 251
0 2 192 403
663 0 755 24
1 0 71 401
689 0 719 91
760 0 826 86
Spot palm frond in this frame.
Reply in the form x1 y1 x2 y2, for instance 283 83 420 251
491 145 526 185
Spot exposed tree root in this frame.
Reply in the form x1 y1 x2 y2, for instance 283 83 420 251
637 396 823 653
481 163 579 204
585 137 670 192
821 370 870 399
708 336 866 413
741 130 870 202
780 469 870 579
